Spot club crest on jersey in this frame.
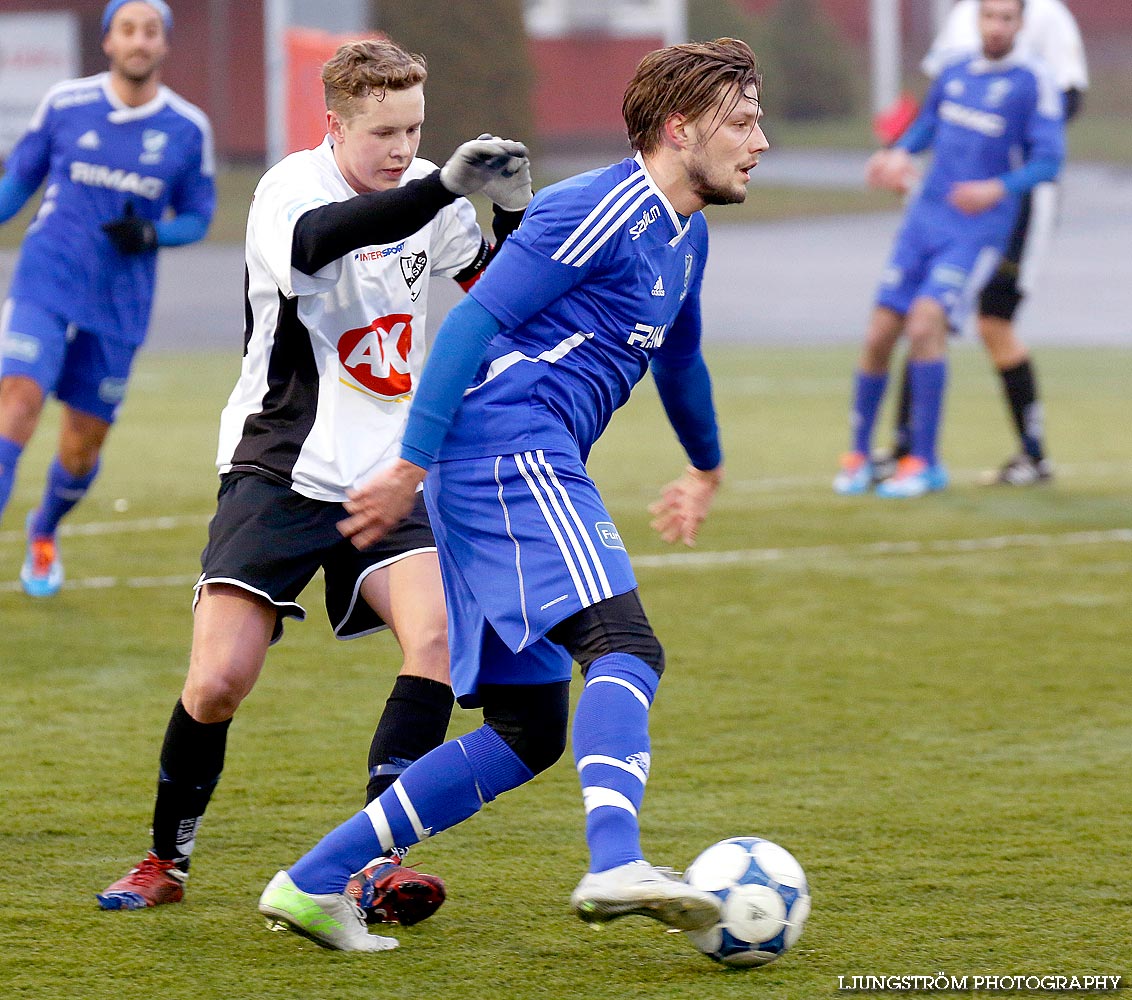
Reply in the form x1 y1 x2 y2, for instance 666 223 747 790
338 313 415 400
985 79 1013 108
400 251 427 301
681 253 694 301
140 129 168 164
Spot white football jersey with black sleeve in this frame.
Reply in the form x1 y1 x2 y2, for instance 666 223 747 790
216 137 483 501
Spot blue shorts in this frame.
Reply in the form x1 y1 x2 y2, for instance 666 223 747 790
424 449 637 706
0 298 137 423
876 199 1008 331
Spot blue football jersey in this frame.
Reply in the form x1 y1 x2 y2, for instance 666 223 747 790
4 73 215 344
445 156 709 463
902 53 1064 222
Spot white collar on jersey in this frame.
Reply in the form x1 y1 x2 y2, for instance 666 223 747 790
100 72 170 123
969 50 1025 75
633 152 693 246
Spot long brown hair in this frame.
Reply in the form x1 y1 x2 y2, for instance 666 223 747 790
622 38 761 154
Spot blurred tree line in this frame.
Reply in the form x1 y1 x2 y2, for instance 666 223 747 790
370 0 534 163
369 0 859 157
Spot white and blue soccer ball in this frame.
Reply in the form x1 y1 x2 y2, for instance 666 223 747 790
682 836 811 968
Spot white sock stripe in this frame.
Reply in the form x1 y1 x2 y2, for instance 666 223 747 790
576 754 648 784
362 800 396 853
584 674 650 710
392 779 429 841
582 786 638 817
534 450 614 599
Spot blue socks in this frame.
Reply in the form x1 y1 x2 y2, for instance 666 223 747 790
907 359 947 466
289 725 533 895
573 653 659 874
30 457 99 537
0 437 22 524
851 371 888 456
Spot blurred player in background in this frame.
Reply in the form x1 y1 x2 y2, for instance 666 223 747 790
255 36 765 953
879 0 1088 486
0 0 215 595
97 38 532 922
836 0 1065 498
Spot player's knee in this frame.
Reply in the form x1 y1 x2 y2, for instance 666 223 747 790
548 590 665 678
978 277 1022 322
398 620 450 684
481 681 570 775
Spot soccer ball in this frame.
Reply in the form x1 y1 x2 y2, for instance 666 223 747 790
682 836 811 968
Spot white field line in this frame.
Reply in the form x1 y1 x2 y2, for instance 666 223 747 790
1 524 1128 593
632 528 1132 570
0 513 210 546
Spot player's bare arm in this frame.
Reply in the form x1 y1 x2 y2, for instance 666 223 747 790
648 463 724 547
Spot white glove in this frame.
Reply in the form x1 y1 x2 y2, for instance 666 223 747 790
480 150 533 212
439 136 529 197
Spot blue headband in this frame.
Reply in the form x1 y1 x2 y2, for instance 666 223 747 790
101 0 173 35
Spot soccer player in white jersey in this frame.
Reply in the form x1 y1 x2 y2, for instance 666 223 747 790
97 38 532 924
254 37 767 953
0 0 215 596
834 0 1065 499
881 0 1088 485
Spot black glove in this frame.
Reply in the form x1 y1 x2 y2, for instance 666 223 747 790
102 202 158 254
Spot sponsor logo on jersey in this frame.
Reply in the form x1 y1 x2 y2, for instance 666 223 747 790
626 322 667 350
595 521 625 551
400 251 427 301
69 161 165 199
651 275 665 297
338 313 414 399
939 100 1006 138
77 129 101 150
355 241 406 262
139 128 168 164
630 204 662 241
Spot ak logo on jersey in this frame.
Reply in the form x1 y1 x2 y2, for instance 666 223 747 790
69 161 164 199
400 251 427 302
338 313 414 399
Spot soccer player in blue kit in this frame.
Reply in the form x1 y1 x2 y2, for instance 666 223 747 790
834 0 1065 498
255 37 767 952
0 0 215 594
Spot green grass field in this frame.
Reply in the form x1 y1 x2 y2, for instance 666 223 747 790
1 344 1129 999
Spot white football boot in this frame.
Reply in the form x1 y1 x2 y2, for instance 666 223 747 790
571 861 721 931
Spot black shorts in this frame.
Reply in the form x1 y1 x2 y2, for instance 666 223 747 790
195 472 436 642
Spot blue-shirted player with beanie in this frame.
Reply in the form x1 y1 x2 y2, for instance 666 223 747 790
834 0 1064 498
254 37 767 952
0 0 215 593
